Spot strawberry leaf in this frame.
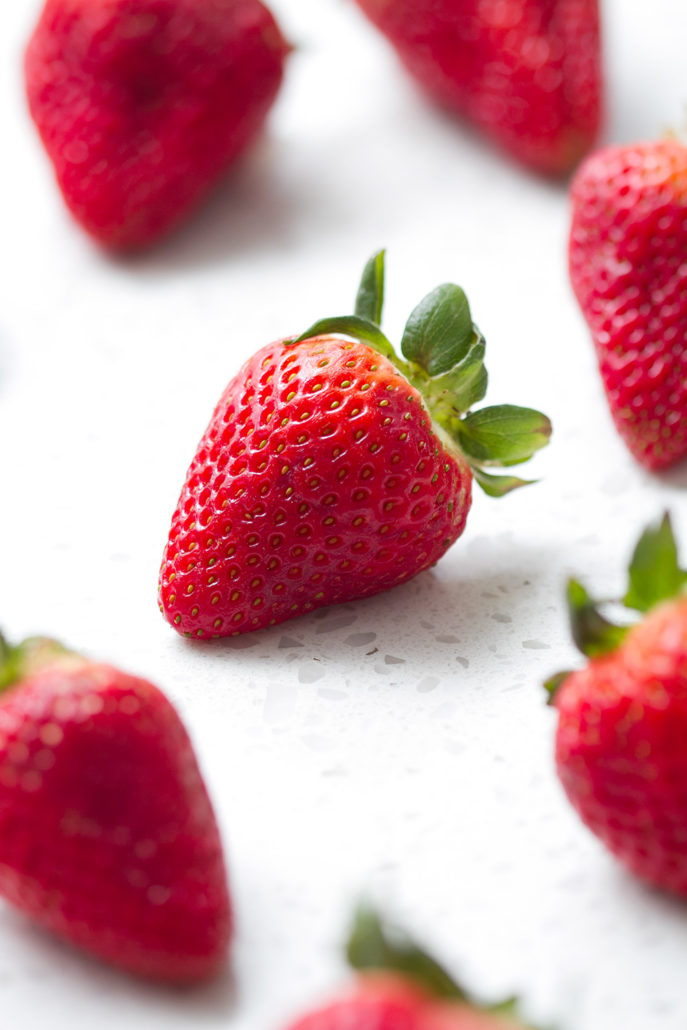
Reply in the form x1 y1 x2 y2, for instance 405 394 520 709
624 512 687 613
292 316 398 364
0 634 70 693
456 406 552 466
567 579 629 658
401 284 476 376
347 905 467 1001
0 633 20 692
418 336 488 429
543 670 574 704
355 250 386 326
471 467 536 497
488 999 553 1029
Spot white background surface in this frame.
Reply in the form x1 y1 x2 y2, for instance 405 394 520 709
2 0 687 1027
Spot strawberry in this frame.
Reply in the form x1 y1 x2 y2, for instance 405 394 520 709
158 251 551 639
24 0 288 249
0 633 231 980
569 140 687 470
283 907 540 1030
547 514 687 896
351 0 602 175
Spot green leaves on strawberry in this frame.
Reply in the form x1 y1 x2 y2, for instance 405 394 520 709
347 905 468 1001
545 513 687 694
296 251 552 499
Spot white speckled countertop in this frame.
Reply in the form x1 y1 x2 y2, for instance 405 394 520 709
2 1 687 1027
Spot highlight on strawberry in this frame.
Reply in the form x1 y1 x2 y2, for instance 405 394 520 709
547 514 687 896
158 251 552 638
282 905 543 1030
0 632 231 981
569 140 687 470
352 0 602 176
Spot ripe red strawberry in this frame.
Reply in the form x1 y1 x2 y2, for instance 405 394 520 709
25 0 288 249
352 0 602 175
0 633 231 980
548 514 687 895
283 907 540 1030
569 140 687 470
159 252 551 639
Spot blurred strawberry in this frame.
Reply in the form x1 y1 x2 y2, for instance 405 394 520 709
25 0 289 248
548 514 687 895
353 0 602 174
0 633 231 980
570 140 687 469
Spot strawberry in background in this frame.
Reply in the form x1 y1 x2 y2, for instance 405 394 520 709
0 633 231 980
351 0 602 176
283 906 542 1030
159 251 551 639
25 0 289 249
569 140 687 470
548 514 687 897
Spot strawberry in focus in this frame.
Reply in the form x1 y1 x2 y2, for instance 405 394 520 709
352 0 602 175
569 140 687 470
283 907 541 1030
0 634 231 980
25 0 288 249
158 251 551 639
548 514 687 896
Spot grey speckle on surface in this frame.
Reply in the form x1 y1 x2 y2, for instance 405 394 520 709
345 632 377 647
522 640 552 650
278 635 304 649
316 614 358 634
298 663 325 685
417 676 440 694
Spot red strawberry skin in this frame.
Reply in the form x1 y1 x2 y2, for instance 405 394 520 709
0 658 231 980
569 141 687 470
285 975 429 1030
352 0 601 175
285 975 526 1030
158 335 472 639
25 0 287 248
554 597 687 896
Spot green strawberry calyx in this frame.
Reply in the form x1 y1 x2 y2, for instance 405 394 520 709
347 905 545 1027
0 632 74 694
545 513 687 701
291 251 552 498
